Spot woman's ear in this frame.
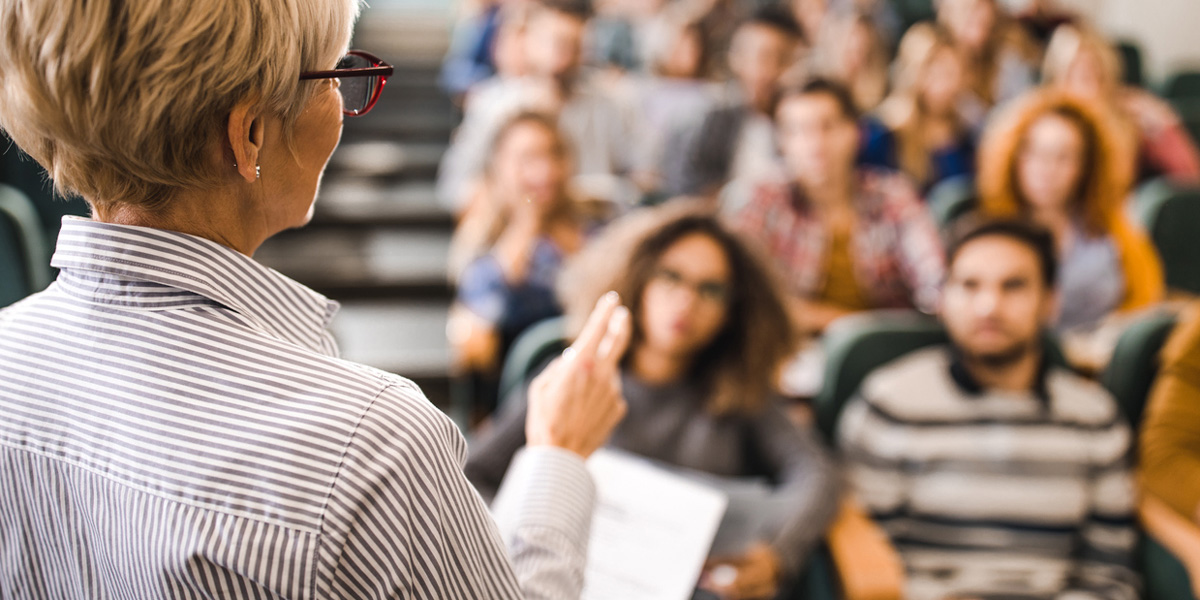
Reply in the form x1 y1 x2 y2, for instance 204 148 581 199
227 100 264 183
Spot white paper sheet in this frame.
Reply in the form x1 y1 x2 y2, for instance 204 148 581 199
581 449 728 600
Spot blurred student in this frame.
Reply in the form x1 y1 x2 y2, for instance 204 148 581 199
734 79 944 337
1140 303 1200 524
449 112 586 388
466 203 840 600
1043 24 1200 184
838 219 1139 600
937 0 1037 107
437 0 639 212
977 89 1163 331
440 0 506 102
667 6 803 198
789 0 900 51
877 23 977 192
812 12 889 114
631 15 719 194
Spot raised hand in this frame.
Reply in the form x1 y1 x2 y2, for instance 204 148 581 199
525 291 632 459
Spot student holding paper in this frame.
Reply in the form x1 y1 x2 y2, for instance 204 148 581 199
467 202 840 600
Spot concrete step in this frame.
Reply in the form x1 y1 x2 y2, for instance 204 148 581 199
255 225 452 298
326 140 446 182
330 299 452 378
312 179 451 228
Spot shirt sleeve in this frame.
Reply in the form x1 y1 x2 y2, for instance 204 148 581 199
1140 307 1200 519
750 402 841 576
490 446 597 600
888 176 946 313
1060 420 1140 600
836 393 910 517
319 383 594 600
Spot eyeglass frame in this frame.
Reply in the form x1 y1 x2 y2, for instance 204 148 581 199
298 50 393 116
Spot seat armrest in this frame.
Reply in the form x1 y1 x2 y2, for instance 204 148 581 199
825 497 906 600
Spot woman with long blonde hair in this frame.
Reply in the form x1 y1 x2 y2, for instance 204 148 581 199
937 0 1037 106
977 89 1164 330
448 111 586 390
877 23 976 191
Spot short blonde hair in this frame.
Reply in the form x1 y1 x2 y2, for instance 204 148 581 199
0 0 361 210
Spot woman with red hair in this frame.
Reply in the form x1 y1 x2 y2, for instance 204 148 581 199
977 89 1164 330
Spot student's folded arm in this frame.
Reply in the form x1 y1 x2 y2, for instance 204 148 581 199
754 402 842 576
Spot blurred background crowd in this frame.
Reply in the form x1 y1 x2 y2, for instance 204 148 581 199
5 0 1200 598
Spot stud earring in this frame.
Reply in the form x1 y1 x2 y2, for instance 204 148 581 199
255 165 261 180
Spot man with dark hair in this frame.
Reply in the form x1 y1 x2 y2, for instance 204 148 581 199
661 5 803 197
837 218 1139 600
437 0 636 211
733 78 945 334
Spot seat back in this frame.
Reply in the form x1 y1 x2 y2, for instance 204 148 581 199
926 173 977 230
1116 40 1145 88
1163 71 1200 101
814 311 948 438
497 316 568 404
0 184 50 307
1172 98 1200 148
1134 179 1200 295
1100 310 1179 429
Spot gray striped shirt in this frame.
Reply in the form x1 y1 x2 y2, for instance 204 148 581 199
838 346 1139 600
0 217 595 599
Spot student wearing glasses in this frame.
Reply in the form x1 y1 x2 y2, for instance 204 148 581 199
0 0 634 598
466 203 840 600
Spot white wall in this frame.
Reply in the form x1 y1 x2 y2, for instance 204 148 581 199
1094 0 1200 85
1015 0 1200 85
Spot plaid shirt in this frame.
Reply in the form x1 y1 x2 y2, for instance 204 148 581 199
733 169 944 312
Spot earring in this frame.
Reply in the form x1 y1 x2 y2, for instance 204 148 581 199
255 165 261 180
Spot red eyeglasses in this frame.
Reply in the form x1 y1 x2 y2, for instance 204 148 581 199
299 50 393 116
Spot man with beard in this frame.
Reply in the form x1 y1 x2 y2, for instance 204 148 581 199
836 219 1139 600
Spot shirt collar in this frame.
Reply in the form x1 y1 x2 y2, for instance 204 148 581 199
51 217 340 355
946 343 1052 404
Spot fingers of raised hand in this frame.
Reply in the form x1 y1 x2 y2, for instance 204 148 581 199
568 291 621 368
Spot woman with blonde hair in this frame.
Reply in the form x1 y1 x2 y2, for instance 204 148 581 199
0 0 631 596
1043 24 1200 184
448 111 588 415
467 202 839 600
814 11 890 114
877 23 977 191
977 89 1164 330
937 0 1037 106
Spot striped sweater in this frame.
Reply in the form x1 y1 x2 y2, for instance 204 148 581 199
837 346 1138 600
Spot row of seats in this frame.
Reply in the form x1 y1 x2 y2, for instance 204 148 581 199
499 307 1199 600
0 185 50 307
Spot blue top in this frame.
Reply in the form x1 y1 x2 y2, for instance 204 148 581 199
1058 225 1125 330
438 5 501 97
858 120 976 193
458 236 565 343
925 136 976 193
